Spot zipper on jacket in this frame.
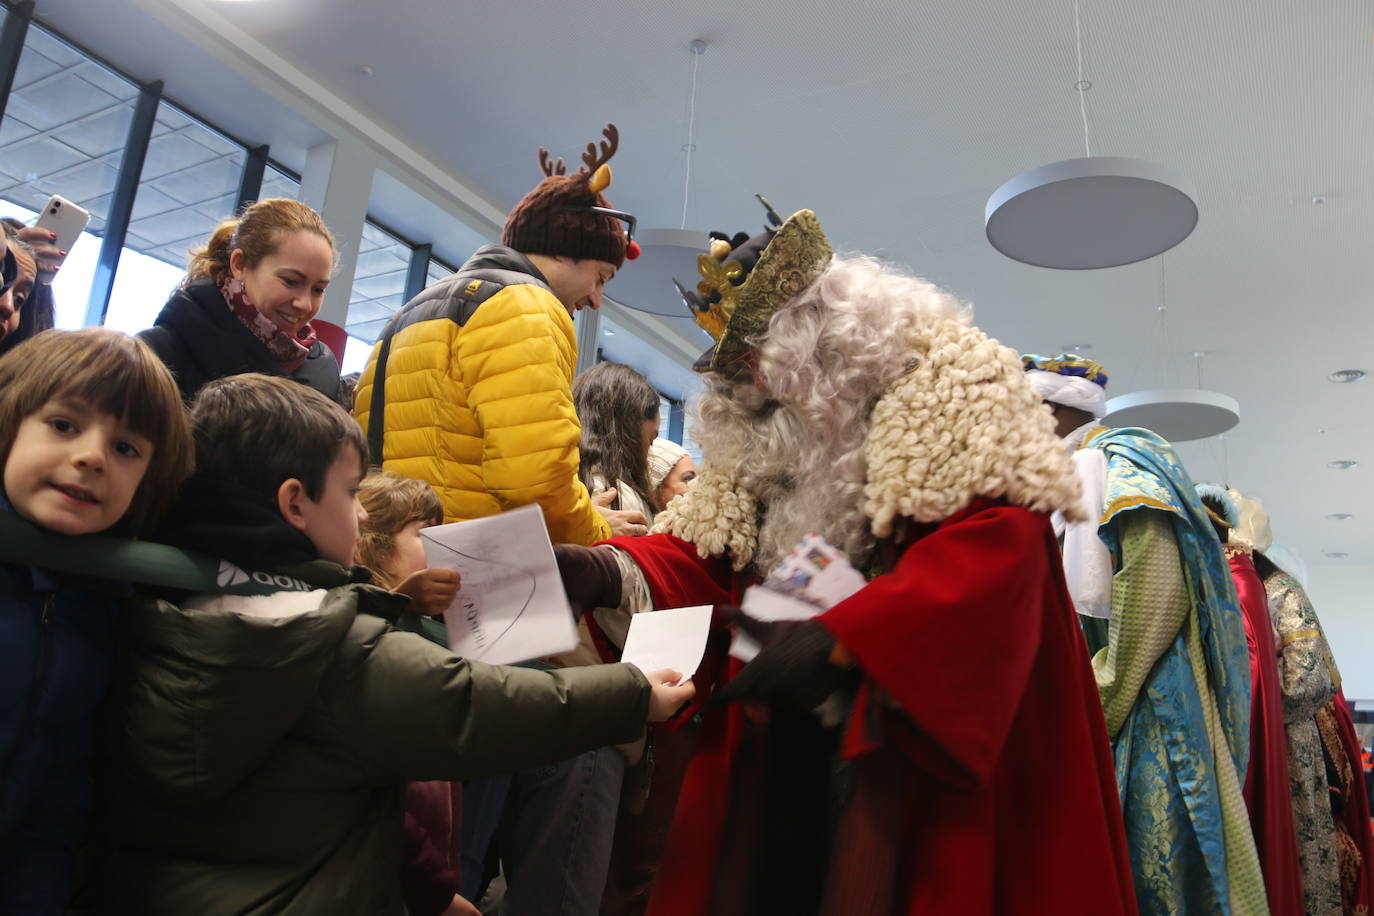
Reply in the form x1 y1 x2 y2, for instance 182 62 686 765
0 593 55 805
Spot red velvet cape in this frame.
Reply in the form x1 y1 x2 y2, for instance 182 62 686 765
606 533 749 916
610 500 1136 915
1229 550 1305 915
1332 689 1374 914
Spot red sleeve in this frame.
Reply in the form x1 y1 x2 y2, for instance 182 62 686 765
400 812 461 916
604 532 737 608
820 505 1055 790
603 533 740 724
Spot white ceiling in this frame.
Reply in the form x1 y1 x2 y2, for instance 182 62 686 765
35 0 1374 565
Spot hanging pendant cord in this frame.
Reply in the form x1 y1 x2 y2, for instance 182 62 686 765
681 45 702 230
1075 0 1092 157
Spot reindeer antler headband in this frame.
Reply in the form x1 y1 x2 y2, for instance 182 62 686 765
536 124 640 261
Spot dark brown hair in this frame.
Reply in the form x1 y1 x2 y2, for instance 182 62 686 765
573 361 658 509
189 373 367 502
0 221 53 353
186 197 335 283
0 328 194 534
355 471 442 590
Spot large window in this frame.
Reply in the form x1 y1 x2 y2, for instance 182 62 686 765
104 102 247 334
0 7 646 395
426 257 450 288
341 220 412 372
0 16 313 334
0 22 139 327
258 164 300 202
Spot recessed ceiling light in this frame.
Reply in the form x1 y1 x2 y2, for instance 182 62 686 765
1312 195 1326 206
358 65 374 76
1329 369 1366 383
602 330 615 337
1328 460 1359 470
1326 513 1354 521
1061 343 1093 351
1325 551 1349 558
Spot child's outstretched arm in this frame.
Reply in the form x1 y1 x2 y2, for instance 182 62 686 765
341 621 664 783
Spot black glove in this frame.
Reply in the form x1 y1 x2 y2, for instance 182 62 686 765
552 544 623 619
714 615 849 712
717 604 813 649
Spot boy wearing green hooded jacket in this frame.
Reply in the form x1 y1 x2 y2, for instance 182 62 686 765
95 373 692 915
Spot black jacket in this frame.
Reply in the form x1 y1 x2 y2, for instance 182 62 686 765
138 278 342 404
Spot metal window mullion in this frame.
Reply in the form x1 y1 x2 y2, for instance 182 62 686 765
402 242 431 304
84 78 160 327
668 398 685 444
0 2 34 127
235 143 268 212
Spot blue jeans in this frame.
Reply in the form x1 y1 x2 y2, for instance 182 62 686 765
459 773 512 901
497 746 627 916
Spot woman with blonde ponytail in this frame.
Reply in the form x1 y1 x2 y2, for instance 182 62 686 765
139 197 343 403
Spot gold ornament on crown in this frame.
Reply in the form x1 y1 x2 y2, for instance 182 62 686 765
686 209 834 371
693 247 741 340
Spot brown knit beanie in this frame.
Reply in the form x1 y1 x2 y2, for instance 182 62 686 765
502 124 628 269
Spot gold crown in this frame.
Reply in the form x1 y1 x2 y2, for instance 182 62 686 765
693 210 833 371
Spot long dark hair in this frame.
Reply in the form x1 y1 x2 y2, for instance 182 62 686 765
573 361 658 510
0 281 54 357
0 219 51 357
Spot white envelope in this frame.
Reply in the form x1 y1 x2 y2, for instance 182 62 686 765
620 605 713 686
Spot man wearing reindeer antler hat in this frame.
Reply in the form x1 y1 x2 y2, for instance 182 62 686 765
556 201 1138 915
356 123 647 545
355 125 650 913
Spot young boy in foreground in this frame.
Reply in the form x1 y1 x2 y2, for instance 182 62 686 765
0 328 192 913
97 373 692 915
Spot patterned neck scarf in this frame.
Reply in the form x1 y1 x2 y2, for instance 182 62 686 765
218 275 317 374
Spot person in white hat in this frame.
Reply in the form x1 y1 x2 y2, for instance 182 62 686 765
646 437 695 512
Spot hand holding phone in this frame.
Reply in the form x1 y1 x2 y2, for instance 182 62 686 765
16 227 61 282
33 195 90 276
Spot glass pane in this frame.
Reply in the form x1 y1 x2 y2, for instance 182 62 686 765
103 101 246 334
682 435 701 463
659 395 673 442
0 23 143 327
343 220 411 366
0 23 138 236
426 258 450 288
258 164 300 202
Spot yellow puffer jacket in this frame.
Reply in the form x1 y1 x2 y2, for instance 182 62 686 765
354 246 610 545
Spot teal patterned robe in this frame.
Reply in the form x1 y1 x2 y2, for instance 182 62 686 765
1085 427 1266 916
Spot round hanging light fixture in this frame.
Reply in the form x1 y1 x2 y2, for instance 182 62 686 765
606 228 708 320
985 2 1198 270
985 157 1199 269
1100 388 1238 442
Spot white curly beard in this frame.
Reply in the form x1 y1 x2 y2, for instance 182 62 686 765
653 380 875 576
